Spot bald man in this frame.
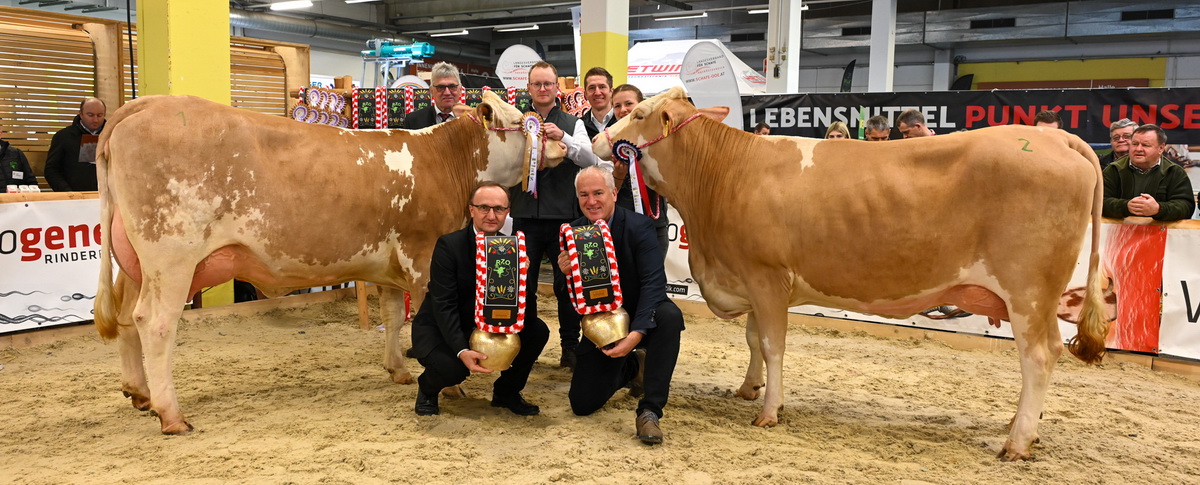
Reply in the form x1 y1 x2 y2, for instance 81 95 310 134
45 97 106 191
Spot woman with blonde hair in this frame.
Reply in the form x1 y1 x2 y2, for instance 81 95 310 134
825 121 850 139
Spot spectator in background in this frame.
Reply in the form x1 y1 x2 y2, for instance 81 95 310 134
752 122 770 135
610 84 642 121
864 115 891 141
1 126 38 190
1099 118 1137 170
45 97 105 191
512 60 610 370
1034 110 1062 129
401 62 463 129
579 67 615 140
825 121 850 139
896 109 934 138
1101 124 1195 222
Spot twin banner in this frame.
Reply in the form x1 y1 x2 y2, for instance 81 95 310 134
741 87 1200 144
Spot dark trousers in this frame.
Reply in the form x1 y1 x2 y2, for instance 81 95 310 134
514 217 582 351
416 317 549 397
568 300 684 418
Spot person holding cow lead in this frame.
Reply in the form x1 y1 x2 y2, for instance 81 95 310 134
1101 123 1195 222
409 182 550 416
511 61 611 371
557 166 684 445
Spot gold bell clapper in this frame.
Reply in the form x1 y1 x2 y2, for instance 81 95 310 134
470 329 521 372
581 307 630 348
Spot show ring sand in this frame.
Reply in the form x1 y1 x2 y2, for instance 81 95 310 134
2 293 1198 484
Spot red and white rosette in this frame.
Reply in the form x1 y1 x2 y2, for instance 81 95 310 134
559 220 623 315
404 86 414 114
374 86 388 129
473 232 528 334
611 139 662 219
506 86 517 105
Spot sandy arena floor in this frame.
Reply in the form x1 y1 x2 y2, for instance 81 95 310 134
2 296 1198 484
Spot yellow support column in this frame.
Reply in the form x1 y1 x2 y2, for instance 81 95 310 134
137 0 234 306
580 0 629 86
136 0 231 103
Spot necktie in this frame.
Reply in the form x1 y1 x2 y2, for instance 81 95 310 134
439 112 451 123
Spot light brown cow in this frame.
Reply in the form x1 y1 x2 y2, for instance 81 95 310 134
93 92 563 434
592 87 1110 461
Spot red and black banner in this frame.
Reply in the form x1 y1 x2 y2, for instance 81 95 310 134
740 87 1200 144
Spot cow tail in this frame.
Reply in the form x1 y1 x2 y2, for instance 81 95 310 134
93 100 137 341
1066 134 1108 364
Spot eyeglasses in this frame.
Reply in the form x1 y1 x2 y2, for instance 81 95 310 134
1110 134 1133 141
432 84 460 91
529 82 557 90
471 204 509 214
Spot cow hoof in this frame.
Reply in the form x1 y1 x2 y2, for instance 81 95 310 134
735 384 762 400
123 390 152 411
161 420 194 435
751 414 778 427
441 385 468 399
997 440 1033 461
388 370 415 385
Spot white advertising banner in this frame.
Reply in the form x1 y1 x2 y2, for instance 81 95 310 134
1160 228 1200 360
0 199 101 333
496 44 543 91
680 41 745 131
628 39 766 96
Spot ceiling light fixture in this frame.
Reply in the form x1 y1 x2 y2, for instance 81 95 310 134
428 29 469 37
269 0 314 11
748 9 769 14
653 11 708 21
494 23 540 32
344 0 383 3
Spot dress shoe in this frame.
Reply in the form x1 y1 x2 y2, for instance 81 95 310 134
414 389 439 416
559 348 577 369
491 392 540 416
628 349 646 398
636 410 663 445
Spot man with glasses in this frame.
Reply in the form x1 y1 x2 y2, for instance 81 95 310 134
1099 118 1137 170
580 66 615 140
409 181 550 416
401 62 464 129
1101 124 1195 221
512 61 610 370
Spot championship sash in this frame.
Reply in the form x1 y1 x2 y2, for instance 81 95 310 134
559 220 623 314
473 233 528 334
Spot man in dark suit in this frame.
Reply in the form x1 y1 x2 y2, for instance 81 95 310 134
558 166 684 445
410 181 550 416
400 62 464 130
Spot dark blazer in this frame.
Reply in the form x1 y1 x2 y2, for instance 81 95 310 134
410 225 480 359
400 106 448 130
568 207 668 332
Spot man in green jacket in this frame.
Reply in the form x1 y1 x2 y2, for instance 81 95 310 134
1102 124 1195 222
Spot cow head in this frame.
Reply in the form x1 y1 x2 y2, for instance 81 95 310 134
591 86 728 192
473 91 566 186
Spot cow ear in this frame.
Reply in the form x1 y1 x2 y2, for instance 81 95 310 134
451 103 472 117
698 106 730 123
477 102 494 129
